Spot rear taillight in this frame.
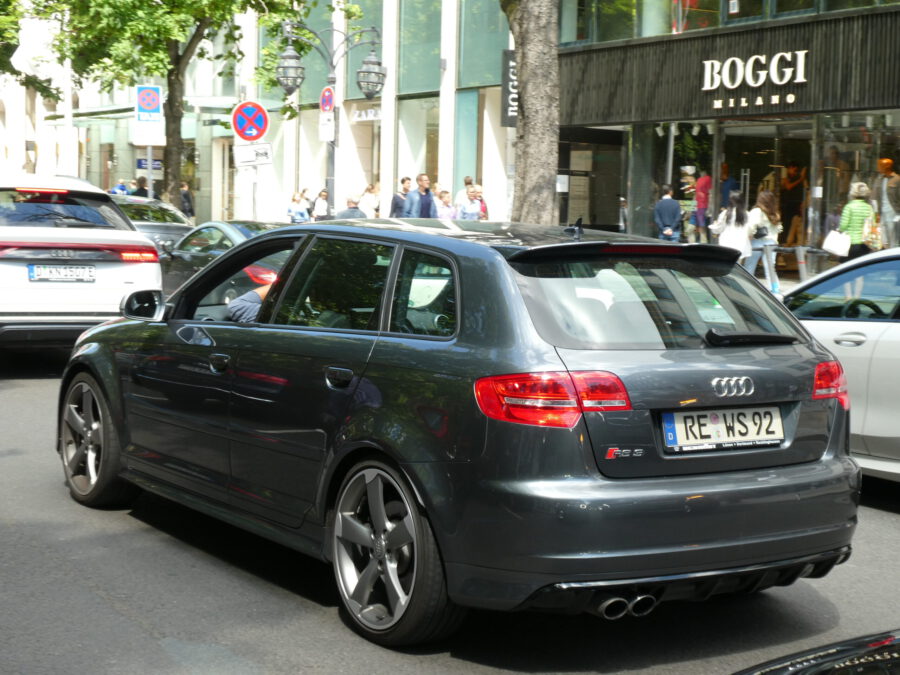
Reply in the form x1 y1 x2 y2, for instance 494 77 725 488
15 187 69 194
244 264 278 285
119 247 159 262
474 371 631 428
812 360 849 410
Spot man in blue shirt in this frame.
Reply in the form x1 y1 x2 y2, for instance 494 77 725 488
653 185 682 241
402 173 438 218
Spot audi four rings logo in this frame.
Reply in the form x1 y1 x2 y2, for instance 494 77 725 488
50 249 75 258
711 376 755 397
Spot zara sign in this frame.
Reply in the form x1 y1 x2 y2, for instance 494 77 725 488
701 50 808 91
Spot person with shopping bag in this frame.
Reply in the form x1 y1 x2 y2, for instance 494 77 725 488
837 182 876 261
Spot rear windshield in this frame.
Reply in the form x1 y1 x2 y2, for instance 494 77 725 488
512 256 804 350
118 202 188 225
0 189 133 229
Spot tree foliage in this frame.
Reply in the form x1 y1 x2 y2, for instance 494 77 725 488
28 0 305 203
0 0 58 98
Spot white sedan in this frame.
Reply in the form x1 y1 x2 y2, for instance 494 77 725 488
0 175 161 348
784 248 900 483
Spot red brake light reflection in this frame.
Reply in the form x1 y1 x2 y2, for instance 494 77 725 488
474 371 631 428
812 360 850 410
15 187 69 194
244 264 278 285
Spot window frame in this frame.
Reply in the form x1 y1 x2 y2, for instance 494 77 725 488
384 245 461 340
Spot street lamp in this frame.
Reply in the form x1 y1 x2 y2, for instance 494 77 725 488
277 21 387 215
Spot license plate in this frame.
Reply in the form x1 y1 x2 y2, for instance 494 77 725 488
661 406 784 452
28 264 96 282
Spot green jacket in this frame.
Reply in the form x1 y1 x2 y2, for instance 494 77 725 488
839 199 874 244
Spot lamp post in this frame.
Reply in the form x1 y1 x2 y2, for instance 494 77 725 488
276 21 387 216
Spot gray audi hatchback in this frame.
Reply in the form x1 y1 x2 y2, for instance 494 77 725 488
57 219 859 647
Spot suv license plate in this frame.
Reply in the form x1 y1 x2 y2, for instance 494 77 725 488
662 406 784 452
28 264 96 282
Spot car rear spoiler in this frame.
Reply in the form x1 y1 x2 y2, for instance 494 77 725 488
506 242 740 264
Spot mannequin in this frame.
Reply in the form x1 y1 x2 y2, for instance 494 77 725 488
874 158 900 249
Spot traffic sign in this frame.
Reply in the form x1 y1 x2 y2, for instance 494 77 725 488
320 86 335 113
231 101 269 142
135 85 163 122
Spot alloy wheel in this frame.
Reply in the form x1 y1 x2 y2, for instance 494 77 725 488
333 467 417 631
60 380 105 496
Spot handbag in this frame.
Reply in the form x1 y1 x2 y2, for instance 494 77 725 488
753 225 769 239
863 215 881 250
822 229 851 257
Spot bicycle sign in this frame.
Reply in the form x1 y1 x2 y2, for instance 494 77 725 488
232 101 269 142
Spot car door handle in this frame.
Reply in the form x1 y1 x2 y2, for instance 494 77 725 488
325 366 355 388
208 353 231 372
833 332 866 346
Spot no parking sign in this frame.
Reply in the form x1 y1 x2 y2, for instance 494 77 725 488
135 85 162 122
232 101 270 142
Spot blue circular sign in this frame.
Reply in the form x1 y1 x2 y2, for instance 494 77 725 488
232 101 269 141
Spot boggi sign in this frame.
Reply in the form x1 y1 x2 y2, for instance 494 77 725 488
701 50 809 90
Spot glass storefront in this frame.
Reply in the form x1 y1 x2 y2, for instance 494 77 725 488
397 97 440 181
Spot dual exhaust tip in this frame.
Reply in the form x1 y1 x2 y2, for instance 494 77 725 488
596 593 658 620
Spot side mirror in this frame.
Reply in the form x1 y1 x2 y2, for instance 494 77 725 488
121 289 167 321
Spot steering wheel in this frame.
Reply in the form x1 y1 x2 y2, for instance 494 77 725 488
841 298 886 318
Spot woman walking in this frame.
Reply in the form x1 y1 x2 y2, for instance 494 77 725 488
287 189 310 223
839 182 875 261
312 189 330 221
710 191 751 264
743 190 782 293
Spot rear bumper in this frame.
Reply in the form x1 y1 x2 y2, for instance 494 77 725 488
413 456 860 611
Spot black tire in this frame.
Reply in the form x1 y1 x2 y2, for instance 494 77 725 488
331 459 465 646
59 373 138 508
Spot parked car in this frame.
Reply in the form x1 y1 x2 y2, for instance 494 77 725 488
0 174 161 348
784 247 900 484
111 194 192 252
57 219 859 647
160 220 293 297
734 627 900 674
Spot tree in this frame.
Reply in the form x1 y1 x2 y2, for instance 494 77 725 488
0 0 57 98
499 0 559 226
29 0 301 204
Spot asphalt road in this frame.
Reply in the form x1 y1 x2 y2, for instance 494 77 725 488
2 349 899 675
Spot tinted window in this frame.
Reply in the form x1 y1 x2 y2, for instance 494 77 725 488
0 189 133 229
180 227 231 253
118 202 189 224
786 259 900 321
513 256 803 350
274 238 393 331
390 250 457 337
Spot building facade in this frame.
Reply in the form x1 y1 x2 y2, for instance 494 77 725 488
558 1 900 246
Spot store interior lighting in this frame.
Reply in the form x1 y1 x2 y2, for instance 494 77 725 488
655 124 666 137
691 123 701 136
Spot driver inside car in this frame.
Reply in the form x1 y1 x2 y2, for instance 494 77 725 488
227 284 272 323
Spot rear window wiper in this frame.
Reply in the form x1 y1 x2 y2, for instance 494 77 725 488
705 328 798 346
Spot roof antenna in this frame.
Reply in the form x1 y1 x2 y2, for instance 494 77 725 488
564 217 584 241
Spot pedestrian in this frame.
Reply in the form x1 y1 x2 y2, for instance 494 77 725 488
839 182 876 261
719 163 738 213
132 176 149 197
454 176 474 209
743 190 782 293
109 178 128 195
390 177 411 218
358 183 379 218
335 195 367 219
653 184 682 241
179 182 195 222
694 169 711 243
287 190 310 223
312 189 330 221
474 184 488 220
128 179 138 194
457 185 481 220
436 190 456 219
874 158 900 249
710 191 751 263
402 173 438 218
780 161 807 246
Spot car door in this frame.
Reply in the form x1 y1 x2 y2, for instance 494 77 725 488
162 225 235 295
122 236 301 502
788 257 900 456
228 236 395 528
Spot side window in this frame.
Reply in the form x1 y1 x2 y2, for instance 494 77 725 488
274 238 393 330
184 243 298 322
390 250 457 337
786 260 900 321
181 227 219 253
